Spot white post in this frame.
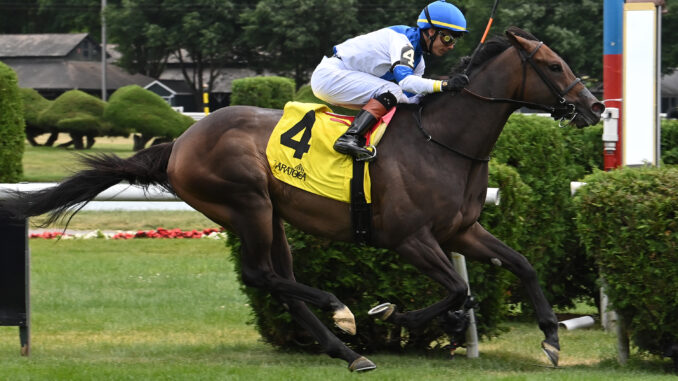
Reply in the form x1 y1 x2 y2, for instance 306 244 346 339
451 252 479 358
600 286 618 332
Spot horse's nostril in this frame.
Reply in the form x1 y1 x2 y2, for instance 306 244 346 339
591 102 605 114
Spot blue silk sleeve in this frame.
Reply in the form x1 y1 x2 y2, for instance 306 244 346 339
393 65 414 84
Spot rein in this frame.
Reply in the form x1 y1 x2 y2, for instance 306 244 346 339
413 40 584 161
464 41 582 127
412 106 491 162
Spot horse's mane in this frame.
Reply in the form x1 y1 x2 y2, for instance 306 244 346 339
419 27 538 106
451 26 539 76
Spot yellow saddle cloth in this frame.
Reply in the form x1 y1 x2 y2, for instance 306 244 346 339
266 102 393 203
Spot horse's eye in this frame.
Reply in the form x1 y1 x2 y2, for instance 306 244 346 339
549 64 563 72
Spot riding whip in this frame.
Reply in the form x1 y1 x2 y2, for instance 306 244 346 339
464 0 500 76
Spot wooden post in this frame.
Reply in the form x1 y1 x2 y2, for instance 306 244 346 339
0 211 30 356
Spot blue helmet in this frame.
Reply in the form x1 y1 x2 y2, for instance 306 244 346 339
417 1 468 34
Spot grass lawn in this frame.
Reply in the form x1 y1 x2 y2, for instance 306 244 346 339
21 137 135 182
5 137 676 378
46 211 217 231
0 238 675 380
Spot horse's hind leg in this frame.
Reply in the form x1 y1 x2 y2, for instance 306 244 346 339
268 215 375 372
232 202 357 335
380 228 469 330
448 222 560 366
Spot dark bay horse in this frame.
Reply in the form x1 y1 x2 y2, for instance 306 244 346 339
1 27 603 371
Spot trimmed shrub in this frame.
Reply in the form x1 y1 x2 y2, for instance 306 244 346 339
230 76 295 109
0 62 25 182
294 85 357 116
661 119 678 165
225 164 531 352
574 167 678 358
492 114 598 309
19 88 54 146
38 90 106 149
104 85 194 151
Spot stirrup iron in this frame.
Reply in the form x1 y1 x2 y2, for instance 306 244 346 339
355 145 377 162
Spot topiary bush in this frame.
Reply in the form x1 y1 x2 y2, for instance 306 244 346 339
38 89 106 149
104 85 194 151
225 164 532 353
661 119 678 165
492 114 598 310
230 76 295 109
0 62 25 182
574 166 678 365
19 87 55 146
293 84 357 116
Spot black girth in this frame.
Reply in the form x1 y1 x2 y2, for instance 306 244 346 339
350 158 371 245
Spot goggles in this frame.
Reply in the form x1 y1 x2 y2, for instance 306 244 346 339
437 30 458 46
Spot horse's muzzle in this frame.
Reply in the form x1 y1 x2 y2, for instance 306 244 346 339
572 88 605 127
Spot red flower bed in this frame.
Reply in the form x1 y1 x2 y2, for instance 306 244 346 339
30 227 224 240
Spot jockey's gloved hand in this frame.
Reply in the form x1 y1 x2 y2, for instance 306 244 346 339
442 74 469 92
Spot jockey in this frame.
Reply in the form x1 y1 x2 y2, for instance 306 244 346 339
310 0 470 161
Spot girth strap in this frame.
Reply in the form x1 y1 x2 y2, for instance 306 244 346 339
350 158 372 245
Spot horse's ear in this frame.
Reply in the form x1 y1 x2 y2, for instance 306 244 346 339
505 27 532 52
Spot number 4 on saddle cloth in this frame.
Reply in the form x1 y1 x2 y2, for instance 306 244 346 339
266 102 396 243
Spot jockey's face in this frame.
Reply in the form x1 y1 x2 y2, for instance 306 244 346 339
425 28 457 57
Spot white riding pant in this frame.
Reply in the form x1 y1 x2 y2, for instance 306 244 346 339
310 56 420 109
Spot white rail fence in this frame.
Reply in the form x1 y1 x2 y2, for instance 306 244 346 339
0 183 500 211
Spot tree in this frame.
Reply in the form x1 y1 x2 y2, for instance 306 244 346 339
661 6 678 74
460 0 603 83
107 0 251 108
0 0 115 38
165 0 251 108
105 0 172 78
240 0 358 87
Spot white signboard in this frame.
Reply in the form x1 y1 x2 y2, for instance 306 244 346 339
623 3 657 166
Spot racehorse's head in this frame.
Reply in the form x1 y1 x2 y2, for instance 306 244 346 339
505 27 604 127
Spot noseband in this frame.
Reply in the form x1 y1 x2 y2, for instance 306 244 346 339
464 41 582 127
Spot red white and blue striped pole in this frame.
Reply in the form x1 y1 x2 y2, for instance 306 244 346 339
603 0 624 170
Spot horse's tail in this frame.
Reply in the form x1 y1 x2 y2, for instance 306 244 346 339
0 142 175 226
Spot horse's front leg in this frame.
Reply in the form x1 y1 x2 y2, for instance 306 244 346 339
446 222 560 366
377 227 469 330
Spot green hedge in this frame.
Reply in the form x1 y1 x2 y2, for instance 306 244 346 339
225 163 534 352
104 85 194 150
293 85 357 116
38 89 106 136
574 167 678 357
662 119 678 165
492 115 599 309
230 76 295 109
0 62 25 182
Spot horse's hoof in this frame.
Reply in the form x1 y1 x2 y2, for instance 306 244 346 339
349 356 376 372
541 341 560 367
333 305 356 335
368 302 396 321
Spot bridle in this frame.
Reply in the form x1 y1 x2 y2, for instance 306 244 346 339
463 41 583 127
413 40 584 162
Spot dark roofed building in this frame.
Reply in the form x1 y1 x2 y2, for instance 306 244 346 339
0 33 153 99
144 79 194 112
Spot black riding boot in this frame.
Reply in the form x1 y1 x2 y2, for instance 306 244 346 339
333 110 378 161
333 93 396 161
